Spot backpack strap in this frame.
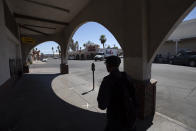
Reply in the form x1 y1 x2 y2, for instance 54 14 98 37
121 72 137 106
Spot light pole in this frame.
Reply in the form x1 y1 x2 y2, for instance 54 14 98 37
174 39 180 55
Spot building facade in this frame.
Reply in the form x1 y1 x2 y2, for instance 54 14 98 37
158 19 196 58
68 43 123 60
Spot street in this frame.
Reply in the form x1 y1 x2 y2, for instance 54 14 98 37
30 58 196 129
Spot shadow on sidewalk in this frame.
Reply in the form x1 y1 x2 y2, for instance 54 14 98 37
0 73 153 131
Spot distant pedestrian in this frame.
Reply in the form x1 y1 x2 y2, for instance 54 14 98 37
97 56 137 131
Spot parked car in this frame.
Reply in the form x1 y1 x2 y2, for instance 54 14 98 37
153 54 169 63
94 53 104 61
69 56 75 60
42 58 48 62
119 55 124 58
169 50 196 67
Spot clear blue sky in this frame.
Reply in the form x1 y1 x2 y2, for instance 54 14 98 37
184 7 196 21
36 7 196 54
72 22 120 49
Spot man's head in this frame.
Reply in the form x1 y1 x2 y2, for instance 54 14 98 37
105 56 121 72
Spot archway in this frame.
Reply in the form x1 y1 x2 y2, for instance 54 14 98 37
27 41 61 74
53 22 123 112
1 0 196 130
76 54 80 60
81 54 85 60
151 5 196 129
150 4 196 63
69 21 123 77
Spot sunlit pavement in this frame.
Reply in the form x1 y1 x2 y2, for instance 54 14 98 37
151 64 196 130
68 60 196 130
27 58 196 130
51 72 194 131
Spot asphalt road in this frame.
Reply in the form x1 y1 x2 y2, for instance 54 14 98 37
30 58 61 74
30 58 196 129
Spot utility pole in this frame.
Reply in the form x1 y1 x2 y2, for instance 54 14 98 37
174 39 180 55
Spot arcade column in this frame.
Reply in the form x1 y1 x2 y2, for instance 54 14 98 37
60 63 69 74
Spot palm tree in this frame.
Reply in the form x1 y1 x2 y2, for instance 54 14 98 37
52 47 54 57
112 44 118 49
83 43 86 49
57 46 61 57
56 50 58 57
99 35 106 48
75 41 79 51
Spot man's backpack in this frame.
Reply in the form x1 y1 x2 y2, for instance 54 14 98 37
120 72 137 128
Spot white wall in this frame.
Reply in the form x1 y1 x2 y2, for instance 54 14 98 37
0 0 21 86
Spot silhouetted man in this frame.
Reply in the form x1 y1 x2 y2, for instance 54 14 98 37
97 56 137 131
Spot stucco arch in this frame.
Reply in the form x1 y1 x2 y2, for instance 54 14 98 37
20 32 64 64
1 0 196 122
66 20 123 52
149 2 196 63
59 0 196 80
22 40 61 65
60 0 126 59
63 20 123 65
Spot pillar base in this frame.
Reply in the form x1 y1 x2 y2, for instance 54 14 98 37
23 65 29 73
134 79 157 119
60 64 69 74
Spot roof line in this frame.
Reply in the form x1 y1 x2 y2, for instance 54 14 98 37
19 24 49 36
167 36 196 42
24 0 70 13
14 13 69 26
19 24 56 30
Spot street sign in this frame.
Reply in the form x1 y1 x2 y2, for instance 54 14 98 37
21 36 36 44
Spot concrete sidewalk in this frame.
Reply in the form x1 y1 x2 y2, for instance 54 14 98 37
0 73 106 131
52 73 195 131
0 73 194 131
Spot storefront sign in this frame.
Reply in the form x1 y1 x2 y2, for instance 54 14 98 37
21 36 36 44
87 45 96 52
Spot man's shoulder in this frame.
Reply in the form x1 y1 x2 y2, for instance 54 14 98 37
121 72 133 83
103 75 111 81
101 75 116 86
